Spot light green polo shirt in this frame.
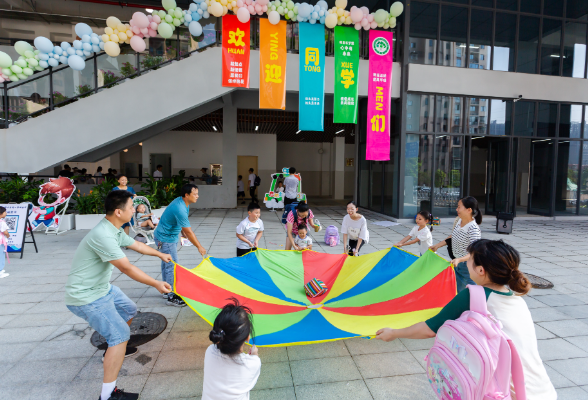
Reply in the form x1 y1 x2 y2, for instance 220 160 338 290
65 218 135 306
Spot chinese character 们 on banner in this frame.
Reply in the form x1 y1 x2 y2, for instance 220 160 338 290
334 26 359 124
366 31 394 161
222 14 250 88
259 18 287 109
298 22 325 131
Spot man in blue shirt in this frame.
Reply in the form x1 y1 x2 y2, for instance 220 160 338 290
155 184 207 307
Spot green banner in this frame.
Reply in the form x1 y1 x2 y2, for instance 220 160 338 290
333 26 359 124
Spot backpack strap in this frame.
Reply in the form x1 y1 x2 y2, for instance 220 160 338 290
467 284 488 315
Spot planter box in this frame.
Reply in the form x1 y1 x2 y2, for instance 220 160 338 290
152 207 166 218
59 214 75 231
75 214 105 230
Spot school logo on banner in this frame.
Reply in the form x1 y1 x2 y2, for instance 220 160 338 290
259 19 287 110
298 22 325 132
334 26 359 124
366 31 394 161
222 14 250 88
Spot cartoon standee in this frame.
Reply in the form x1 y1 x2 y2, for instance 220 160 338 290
264 167 307 209
28 177 76 233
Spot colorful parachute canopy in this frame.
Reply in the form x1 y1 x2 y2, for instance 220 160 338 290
174 248 456 347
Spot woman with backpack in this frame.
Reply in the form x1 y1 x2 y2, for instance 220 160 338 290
375 239 556 400
341 201 369 256
285 202 317 250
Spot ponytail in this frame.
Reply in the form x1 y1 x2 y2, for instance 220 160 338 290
467 239 531 295
459 196 482 225
416 210 433 231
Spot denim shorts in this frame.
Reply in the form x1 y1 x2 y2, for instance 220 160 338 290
67 285 137 347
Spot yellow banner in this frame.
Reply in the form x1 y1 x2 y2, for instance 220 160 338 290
259 19 287 110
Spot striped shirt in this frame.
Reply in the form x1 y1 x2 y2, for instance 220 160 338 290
286 209 314 235
451 218 481 259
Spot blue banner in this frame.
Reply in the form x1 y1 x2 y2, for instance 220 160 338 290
298 22 325 132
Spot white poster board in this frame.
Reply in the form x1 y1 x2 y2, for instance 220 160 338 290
1 203 30 252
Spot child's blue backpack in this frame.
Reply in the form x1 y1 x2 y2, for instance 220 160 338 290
281 202 299 225
324 225 340 247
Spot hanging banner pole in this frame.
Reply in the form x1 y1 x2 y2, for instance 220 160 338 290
259 19 287 110
222 14 250 88
366 30 394 161
298 22 325 132
333 26 359 124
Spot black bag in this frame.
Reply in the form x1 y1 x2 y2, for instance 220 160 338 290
496 212 514 234
446 238 455 260
254 175 261 186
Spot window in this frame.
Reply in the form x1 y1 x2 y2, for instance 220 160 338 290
496 0 517 11
439 5 468 68
563 23 587 78
567 0 588 20
544 0 563 17
453 159 461 169
409 2 439 65
493 13 516 72
481 106 486 111
480 54 484 61
456 49 462 57
536 103 558 137
470 54 474 60
407 94 434 132
470 106 476 112
489 99 512 135
425 98 429 105
520 0 540 14
407 113 412 119
481 45 485 49
517 16 540 74
408 100 413 106
429 52 434 60
446 54 451 60
456 104 460 111
541 19 562 76
410 42 416 48
430 39 434 46
436 96 462 133
407 124 413 130
559 104 583 138
456 59 462 66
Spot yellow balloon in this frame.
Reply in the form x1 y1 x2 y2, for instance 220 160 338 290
210 1 223 17
118 32 127 41
104 41 120 57
345 15 352 24
106 16 121 29
110 34 120 43
220 0 227 5
338 15 345 23
325 13 338 29
223 5 228 14
124 38 131 44
126 29 134 38
102 34 110 43
231 1 236 7
335 0 347 8
105 27 114 35
336 8 344 16
117 23 126 32
113 29 119 35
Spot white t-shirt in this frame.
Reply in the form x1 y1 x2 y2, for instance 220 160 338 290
294 235 312 249
236 217 264 249
341 215 369 243
408 225 433 255
202 344 261 400
284 175 299 199
153 170 163 180
0 219 8 252
248 173 256 188
276 186 284 193
237 181 244 192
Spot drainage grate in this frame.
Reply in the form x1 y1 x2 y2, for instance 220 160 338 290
525 273 554 290
90 312 168 350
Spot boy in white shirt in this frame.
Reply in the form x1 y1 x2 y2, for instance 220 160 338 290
0 207 9 278
394 211 433 256
293 224 313 250
237 175 245 205
236 203 264 256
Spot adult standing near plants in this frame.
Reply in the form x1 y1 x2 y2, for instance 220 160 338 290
153 165 163 181
283 167 299 206
112 175 136 236
65 190 172 400
154 184 207 307
429 196 482 292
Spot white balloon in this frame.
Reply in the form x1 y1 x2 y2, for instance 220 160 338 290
268 10 280 24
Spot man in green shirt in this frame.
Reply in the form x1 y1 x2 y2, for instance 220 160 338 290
65 190 172 400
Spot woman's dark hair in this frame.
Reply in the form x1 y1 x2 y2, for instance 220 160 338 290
97 166 102 172
459 196 482 225
296 201 309 213
467 239 531 295
238 175 242 179
417 210 433 231
347 200 357 207
0 206 6 214
117 174 127 180
209 298 254 355
297 223 307 231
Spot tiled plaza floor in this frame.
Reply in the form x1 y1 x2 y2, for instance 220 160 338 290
0 207 587 399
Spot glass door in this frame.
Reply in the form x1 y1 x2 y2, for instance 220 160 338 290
486 138 511 214
528 139 555 215
369 161 384 213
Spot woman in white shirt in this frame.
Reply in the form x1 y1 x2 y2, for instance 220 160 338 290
430 196 482 292
341 201 369 256
203 298 261 400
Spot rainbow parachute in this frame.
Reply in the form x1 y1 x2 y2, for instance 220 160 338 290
174 248 456 347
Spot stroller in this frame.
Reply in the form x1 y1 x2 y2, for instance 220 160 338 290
131 196 156 245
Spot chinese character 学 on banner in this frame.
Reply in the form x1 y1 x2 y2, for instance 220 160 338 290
366 31 394 161
334 26 359 124
260 18 287 109
298 22 325 132
222 14 250 88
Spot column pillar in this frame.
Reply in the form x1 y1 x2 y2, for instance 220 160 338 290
334 136 345 199
223 103 237 208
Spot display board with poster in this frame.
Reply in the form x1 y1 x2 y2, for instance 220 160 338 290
1 203 38 258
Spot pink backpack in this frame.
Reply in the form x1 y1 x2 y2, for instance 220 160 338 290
425 285 527 400
324 225 339 247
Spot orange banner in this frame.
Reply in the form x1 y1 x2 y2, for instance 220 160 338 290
222 14 250 88
259 19 287 110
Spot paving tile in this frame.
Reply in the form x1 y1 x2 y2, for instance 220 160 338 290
4 311 73 328
23 337 97 361
398 337 436 351
251 387 296 400
77 351 159 379
0 302 36 316
547 358 588 385
255 361 293 390
365 374 435 400
539 320 588 337
290 356 361 386
0 314 17 328
287 341 349 361
530 307 575 322
0 325 59 344
152 347 207 373
545 364 577 389
140 370 205 400
538 295 587 307
255 346 289 363
344 337 406 355
555 305 588 319
160 331 210 352
0 357 88 386
555 386 588 399
353 351 424 379
295 380 373 400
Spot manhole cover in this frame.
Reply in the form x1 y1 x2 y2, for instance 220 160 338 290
525 273 554 289
90 312 167 350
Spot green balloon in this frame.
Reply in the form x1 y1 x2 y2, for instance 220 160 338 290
287 1 294 10
23 67 33 76
277 6 284 14
27 58 38 67
10 65 22 74
9 75 18 82
14 41 33 56
165 14 173 23
34 49 40 54
1 68 12 76
0 52 12 69
374 9 388 24
158 22 174 38
158 10 167 18
35 66 44 71
293 6 298 13
162 0 177 11
284 13 289 20
24 50 34 58
16 72 27 79
15 59 27 68
173 18 181 26
174 9 183 18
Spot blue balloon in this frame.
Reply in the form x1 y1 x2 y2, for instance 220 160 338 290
73 40 83 50
200 2 207 10
81 34 91 43
67 47 76 56
75 49 84 57
59 55 69 64
68 54 85 71
189 21 202 37
92 44 101 53
311 11 318 19
99 42 105 50
83 50 92 56
38 53 49 61
91 36 100 45
82 43 92 52
185 14 192 23
189 3 198 11
61 42 72 50
39 60 49 68
319 15 326 24
33 36 54 53
48 58 59 67
53 53 60 59
192 12 201 22
75 23 93 38
298 3 311 18
53 46 63 55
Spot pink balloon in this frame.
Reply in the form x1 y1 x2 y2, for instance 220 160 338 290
370 21 378 29
254 4 262 11
237 6 251 23
354 22 362 30
247 4 255 13
363 24 370 30
361 18 369 27
367 14 374 22
152 15 161 23
350 8 363 22
140 27 149 34
135 32 145 38
150 21 158 30
130 35 146 52
262 5 267 11
237 0 243 6
132 26 140 34
360 6 369 15
147 15 153 21
245 0 252 5
257 0 269 4
132 12 150 28
148 28 157 37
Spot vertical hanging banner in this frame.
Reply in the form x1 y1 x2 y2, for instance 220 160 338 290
366 31 394 161
222 14 250 88
259 19 287 109
334 26 359 123
298 22 325 131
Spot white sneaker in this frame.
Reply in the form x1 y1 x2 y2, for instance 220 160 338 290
0 272 9 279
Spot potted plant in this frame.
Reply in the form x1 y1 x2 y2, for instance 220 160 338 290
72 180 115 229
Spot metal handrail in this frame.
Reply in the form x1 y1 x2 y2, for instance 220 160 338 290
1 19 395 128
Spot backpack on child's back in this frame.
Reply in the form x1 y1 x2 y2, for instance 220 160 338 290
425 285 527 400
281 202 299 225
324 225 339 247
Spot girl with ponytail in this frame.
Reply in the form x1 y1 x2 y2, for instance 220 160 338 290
203 298 261 399
376 239 556 399
430 196 483 292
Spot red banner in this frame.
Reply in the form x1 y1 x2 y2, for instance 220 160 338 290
222 14 250 88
